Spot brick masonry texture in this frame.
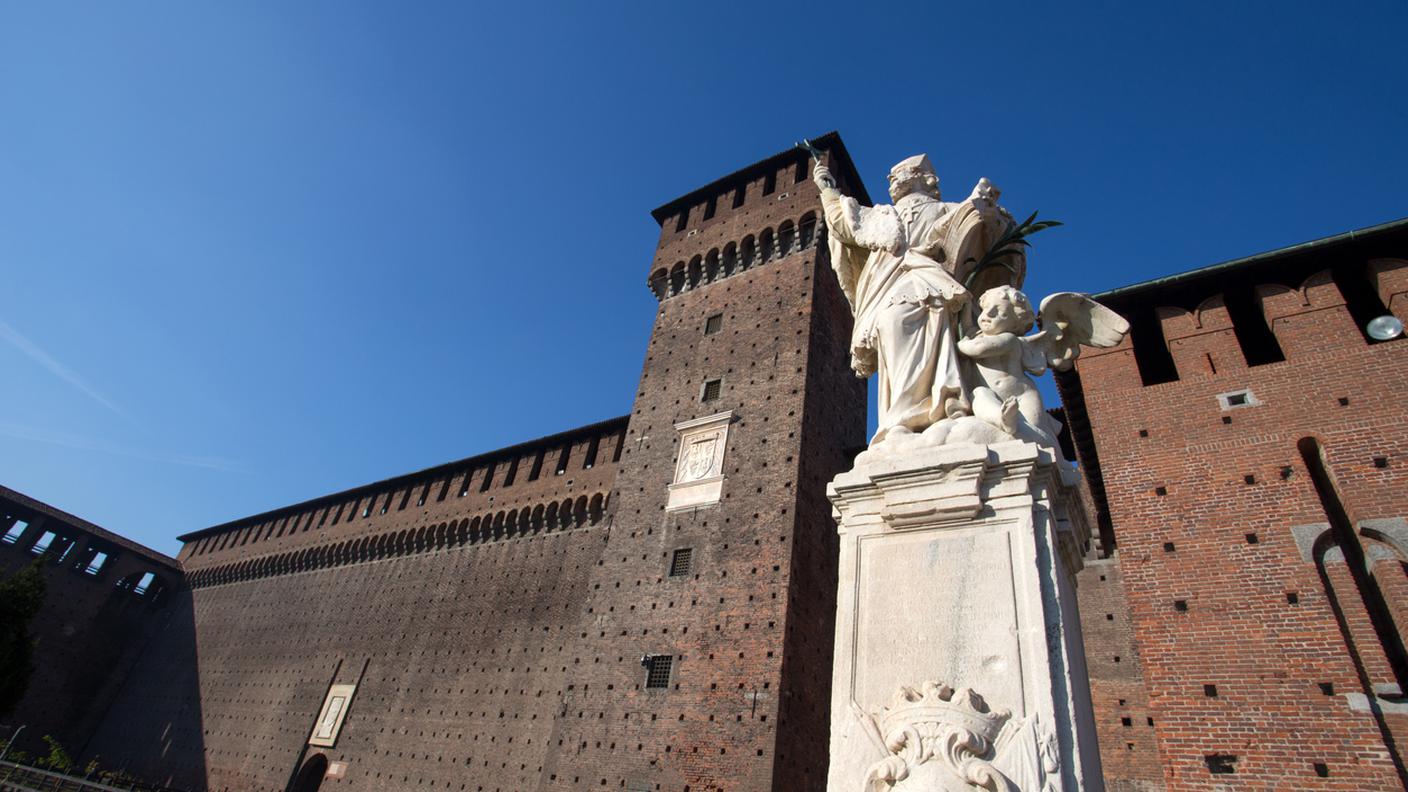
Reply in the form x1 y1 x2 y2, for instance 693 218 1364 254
1062 222 1408 791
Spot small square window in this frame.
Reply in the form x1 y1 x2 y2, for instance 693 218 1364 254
701 379 722 403
704 314 723 335
84 551 108 575
1217 389 1257 410
644 655 673 689
669 548 693 577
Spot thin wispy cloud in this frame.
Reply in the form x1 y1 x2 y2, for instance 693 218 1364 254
0 422 247 473
0 318 131 421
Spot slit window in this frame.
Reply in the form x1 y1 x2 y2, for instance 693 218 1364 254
1 520 27 545
503 459 519 487
398 489 412 510
556 446 571 475
701 378 722 403
1225 286 1285 366
417 484 429 507
763 171 776 196
132 572 154 596
480 463 496 492
84 552 108 575
669 548 693 577
529 449 545 481
704 314 723 335
794 159 807 184
675 207 690 233
437 477 452 501
460 470 474 497
644 655 673 689
584 437 600 469
702 196 716 221
1129 309 1178 386
732 185 746 209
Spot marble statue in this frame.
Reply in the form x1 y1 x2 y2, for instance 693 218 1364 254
812 156 1018 445
813 146 1123 791
809 152 1128 458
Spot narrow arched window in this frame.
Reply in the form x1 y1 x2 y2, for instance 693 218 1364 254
778 221 795 256
799 213 817 250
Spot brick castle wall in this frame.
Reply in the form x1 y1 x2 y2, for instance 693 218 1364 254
1065 231 1408 790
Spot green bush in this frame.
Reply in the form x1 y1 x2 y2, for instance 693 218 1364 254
0 559 47 715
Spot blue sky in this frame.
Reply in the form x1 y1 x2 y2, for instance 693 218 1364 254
2 2 1405 556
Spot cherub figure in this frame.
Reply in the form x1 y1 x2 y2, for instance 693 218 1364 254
959 285 1130 450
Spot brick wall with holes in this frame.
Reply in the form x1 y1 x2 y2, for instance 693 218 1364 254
533 141 865 792
1064 235 1408 791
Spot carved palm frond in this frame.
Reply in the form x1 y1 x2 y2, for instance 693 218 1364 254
965 211 1062 290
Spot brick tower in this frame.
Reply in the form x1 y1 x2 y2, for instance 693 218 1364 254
536 133 869 791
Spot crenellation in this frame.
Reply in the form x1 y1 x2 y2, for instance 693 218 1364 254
180 417 627 571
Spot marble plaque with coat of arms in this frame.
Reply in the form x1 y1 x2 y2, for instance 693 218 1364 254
666 411 732 511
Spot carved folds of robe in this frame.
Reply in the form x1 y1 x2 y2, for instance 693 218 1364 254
821 187 1014 443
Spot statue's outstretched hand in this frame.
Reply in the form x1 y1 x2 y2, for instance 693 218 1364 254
812 163 836 191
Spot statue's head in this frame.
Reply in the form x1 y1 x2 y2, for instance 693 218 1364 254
977 286 1035 336
888 154 940 202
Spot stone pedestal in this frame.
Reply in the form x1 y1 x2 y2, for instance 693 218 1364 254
825 441 1103 792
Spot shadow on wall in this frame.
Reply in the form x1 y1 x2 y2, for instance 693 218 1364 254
81 587 208 791
0 507 196 787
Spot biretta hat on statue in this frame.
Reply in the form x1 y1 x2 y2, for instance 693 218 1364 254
889 153 935 176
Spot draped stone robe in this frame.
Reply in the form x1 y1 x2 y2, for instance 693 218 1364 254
821 188 984 443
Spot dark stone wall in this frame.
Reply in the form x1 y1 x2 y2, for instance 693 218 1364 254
0 489 181 767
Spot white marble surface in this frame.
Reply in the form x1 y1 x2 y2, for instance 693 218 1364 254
826 441 1103 791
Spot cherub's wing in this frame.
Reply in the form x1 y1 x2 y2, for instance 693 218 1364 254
1018 335 1048 376
1035 292 1131 371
